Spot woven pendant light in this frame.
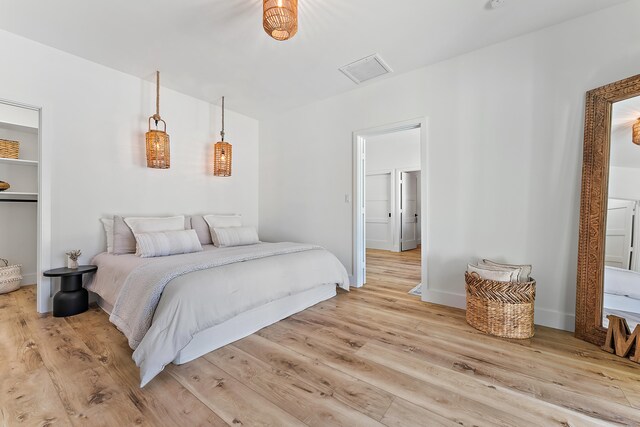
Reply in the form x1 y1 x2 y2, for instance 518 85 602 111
214 97 232 177
263 0 298 41
633 118 640 146
146 71 170 169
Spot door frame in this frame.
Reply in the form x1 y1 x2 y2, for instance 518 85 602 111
352 117 428 288
0 97 51 313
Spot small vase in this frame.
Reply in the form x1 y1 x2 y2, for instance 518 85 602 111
67 257 78 269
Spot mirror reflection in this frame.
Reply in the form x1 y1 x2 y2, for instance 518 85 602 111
604 96 640 329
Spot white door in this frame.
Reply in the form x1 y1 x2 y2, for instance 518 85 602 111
401 171 418 251
365 172 393 250
605 199 636 269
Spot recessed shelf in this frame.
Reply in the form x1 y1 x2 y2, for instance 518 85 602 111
0 192 38 202
0 158 38 166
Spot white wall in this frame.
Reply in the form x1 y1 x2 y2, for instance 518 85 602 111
0 29 259 312
610 126 640 169
609 167 640 201
609 114 640 201
366 128 421 172
610 96 640 169
259 1 640 331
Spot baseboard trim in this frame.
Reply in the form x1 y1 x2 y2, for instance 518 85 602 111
535 308 576 332
21 273 36 286
422 288 465 309
366 242 393 251
422 288 575 332
349 275 361 288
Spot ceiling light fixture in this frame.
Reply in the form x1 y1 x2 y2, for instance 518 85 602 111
263 0 298 41
145 71 170 169
214 96 232 177
633 118 640 145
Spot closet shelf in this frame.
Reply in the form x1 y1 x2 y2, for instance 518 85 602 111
0 192 38 202
0 158 38 166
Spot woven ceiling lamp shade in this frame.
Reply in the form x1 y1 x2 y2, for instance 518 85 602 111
633 118 640 146
146 71 170 169
263 0 298 41
214 97 232 177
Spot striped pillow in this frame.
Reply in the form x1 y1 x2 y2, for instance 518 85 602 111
135 229 203 258
211 227 259 248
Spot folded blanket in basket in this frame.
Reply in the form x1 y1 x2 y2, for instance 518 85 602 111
467 259 532 283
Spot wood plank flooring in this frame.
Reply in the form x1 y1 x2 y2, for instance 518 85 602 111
2 249 640 426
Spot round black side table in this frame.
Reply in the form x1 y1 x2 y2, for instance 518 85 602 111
43 265 97 317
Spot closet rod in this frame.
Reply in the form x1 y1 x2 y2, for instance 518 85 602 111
0 199 37 203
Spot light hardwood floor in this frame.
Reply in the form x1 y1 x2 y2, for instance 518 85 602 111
2 249 640 426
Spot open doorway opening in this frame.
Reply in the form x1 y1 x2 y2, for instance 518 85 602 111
353 119 426 295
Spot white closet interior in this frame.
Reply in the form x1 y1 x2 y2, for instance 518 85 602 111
0 102 40 286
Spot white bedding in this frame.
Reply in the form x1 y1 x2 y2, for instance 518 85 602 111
88 246 224 308
173 284 337 365
604 266 640 300
87 242 349 386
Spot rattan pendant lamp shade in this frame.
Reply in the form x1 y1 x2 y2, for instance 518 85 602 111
633 118 640 146
263 0 298 41
146 71 170 169
214 97 232 177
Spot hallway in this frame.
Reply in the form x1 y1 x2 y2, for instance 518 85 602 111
366 247 421 293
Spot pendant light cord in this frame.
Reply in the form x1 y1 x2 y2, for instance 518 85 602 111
154 71 161 124
221 96 225 141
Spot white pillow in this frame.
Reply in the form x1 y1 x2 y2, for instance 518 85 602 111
124 215 186 235
482 259 532 282
100 218 114 253
211 226 259 248
134 229 203 258
203 214 242 229
467 264 514 282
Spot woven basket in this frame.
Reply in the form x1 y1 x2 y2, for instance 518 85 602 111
0 139 19 159
0 258 22 294
465 272 535 339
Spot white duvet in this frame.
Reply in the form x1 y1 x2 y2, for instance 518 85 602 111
605 266 640 300
89 242 349 386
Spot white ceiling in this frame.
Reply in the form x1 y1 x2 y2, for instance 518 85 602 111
0 0 629 119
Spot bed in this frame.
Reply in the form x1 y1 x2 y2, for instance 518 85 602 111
603 266 640 329
87 242 349 387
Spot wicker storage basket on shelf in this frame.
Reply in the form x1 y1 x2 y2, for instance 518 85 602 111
0 139 19 159
465 271 536 339
0 258 22 294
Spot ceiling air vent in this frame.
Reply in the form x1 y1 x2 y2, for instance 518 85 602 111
339 54 393 84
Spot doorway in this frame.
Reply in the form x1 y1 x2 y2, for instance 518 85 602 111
353 118 427 291
0 98 48 313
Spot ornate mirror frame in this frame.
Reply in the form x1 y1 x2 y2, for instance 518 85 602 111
576 74 640 345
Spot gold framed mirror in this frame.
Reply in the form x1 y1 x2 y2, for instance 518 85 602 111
576 74 640 345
